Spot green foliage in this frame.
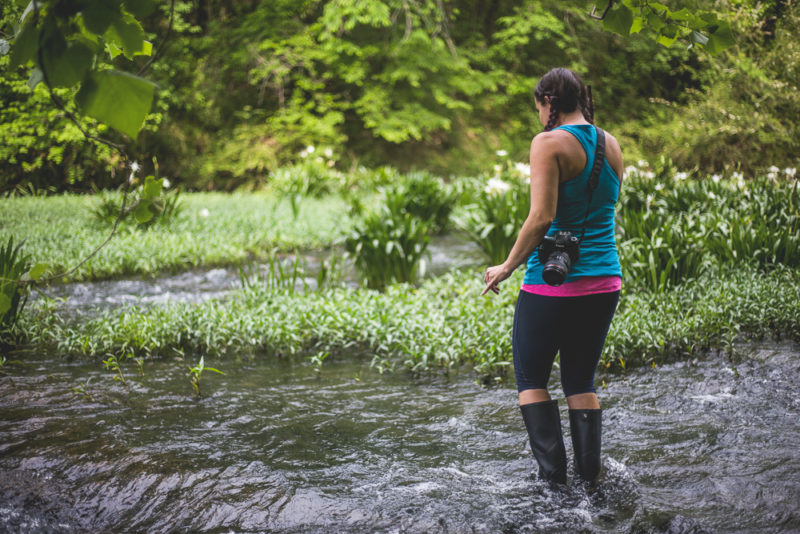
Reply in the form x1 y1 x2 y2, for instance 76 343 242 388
383 171 455 233
187 355 225 396
16 264 800 380
90 179 184 227
102 353 127 388
617 168 800 291
0 236 31 331
345 203 431 290
0 191 352 281
455 163 530 265
0 236 47 335
4 0 156 140
600 1 735 54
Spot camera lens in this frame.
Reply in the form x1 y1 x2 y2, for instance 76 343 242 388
542 252 572 286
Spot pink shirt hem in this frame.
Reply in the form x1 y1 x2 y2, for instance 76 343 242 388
521 276 621 297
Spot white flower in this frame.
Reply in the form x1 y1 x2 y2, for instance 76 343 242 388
299 150 308 158
767 171 778 181
655 183 664 191
643 171 655 179
625 165 638 176
708 192 716 200
493 164 502 173
732 171 744 181
327 160 335 168
676 171 689 180
514 162 529 177
768 165 780 173
198 208 210 218
485 177 511 195
646 194 654 205
496 149 508 157
711 174 721 183
785 167 796 178
324 148 333 158
306 145 315 154
637 159 648 168
162 178 171 189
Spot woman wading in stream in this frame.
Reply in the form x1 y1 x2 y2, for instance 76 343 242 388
481 68 624 484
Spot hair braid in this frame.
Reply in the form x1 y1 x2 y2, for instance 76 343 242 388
581 85 595 124
544 97 560 132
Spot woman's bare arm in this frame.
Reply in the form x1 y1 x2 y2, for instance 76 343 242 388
481 134 561 295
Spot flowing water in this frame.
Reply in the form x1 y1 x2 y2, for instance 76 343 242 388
1 342 799 533
37 234 482 316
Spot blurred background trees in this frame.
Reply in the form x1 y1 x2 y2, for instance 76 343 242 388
1 0 797 193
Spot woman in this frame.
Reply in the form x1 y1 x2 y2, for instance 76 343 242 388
481 68 624 484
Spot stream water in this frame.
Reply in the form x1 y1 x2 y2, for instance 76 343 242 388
37 234 483 316
1 341 798 533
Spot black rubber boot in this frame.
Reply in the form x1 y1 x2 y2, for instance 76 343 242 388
569 409 602 482
519 400 567 484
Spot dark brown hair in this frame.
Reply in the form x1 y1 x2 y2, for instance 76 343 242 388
534 67 594 131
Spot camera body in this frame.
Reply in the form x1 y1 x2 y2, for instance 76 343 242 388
537 231 580 286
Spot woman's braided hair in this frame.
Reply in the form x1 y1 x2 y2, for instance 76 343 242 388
534 68 594 132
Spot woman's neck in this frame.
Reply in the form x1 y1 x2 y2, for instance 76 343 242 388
557 110 589 126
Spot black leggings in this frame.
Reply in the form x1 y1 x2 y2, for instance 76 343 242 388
512 290 619 397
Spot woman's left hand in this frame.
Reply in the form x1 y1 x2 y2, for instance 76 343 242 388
481 263 513 296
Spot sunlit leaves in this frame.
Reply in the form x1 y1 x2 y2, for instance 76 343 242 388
598 1 735 54
75 70 155 140
6 0 155 140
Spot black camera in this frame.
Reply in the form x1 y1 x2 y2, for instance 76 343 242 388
537 231 580 286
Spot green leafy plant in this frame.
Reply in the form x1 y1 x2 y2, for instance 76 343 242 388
455 164 529 265
71 376 94 401
187 356 225 396
1 236 47 334
91 179 183 227
384 172 456 233
102 354 127 388
345 204 431 290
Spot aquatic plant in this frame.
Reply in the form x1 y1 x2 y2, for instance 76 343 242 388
345 204 431 290
0 236 46 334
187 356 225 396
0 192 352 282
17 264 800 381
455 163 529 265
71 377 95 402
102 354 127 389
91 180 184 228
384 171 456 233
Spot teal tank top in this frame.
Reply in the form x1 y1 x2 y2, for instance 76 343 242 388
523 124 622 285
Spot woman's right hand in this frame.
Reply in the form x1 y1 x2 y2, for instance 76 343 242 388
481 263 513 296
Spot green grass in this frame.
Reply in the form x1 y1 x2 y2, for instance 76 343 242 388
16 264 800 381
0 192 352 281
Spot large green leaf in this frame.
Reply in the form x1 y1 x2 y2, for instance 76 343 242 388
75 69 156 140
706 21 735 55
123 0 157 18
9 21 38 68
41 42 94 88
81 1 122 35
0 293 10 316
105 12 146 60
603 4 633 35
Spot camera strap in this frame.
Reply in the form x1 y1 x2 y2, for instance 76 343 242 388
578 126 606 243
